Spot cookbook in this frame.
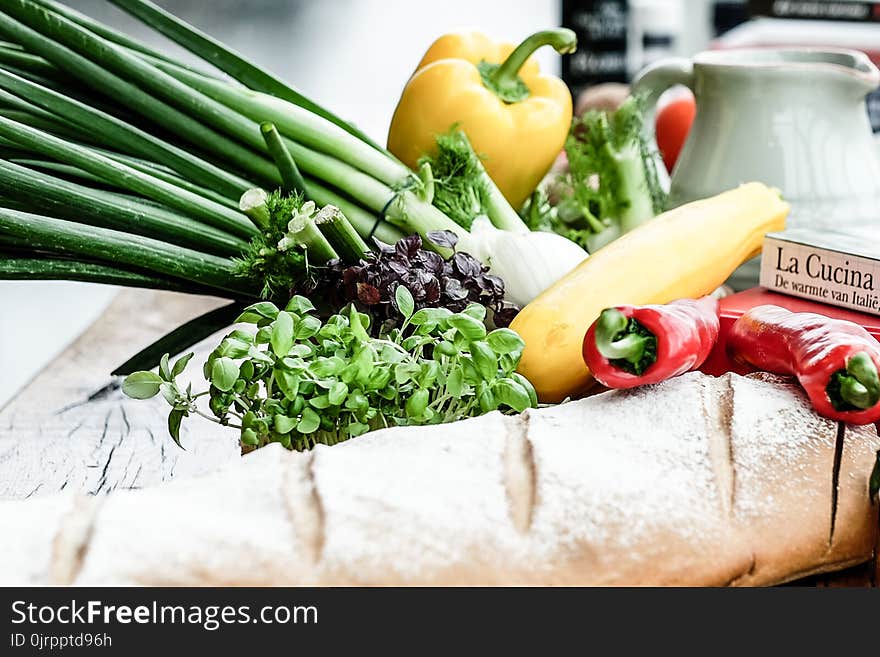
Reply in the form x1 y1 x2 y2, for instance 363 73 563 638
760 228 880 316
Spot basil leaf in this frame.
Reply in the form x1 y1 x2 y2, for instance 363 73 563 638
435 340 457 357
487 328 525 356
477 384 496 413
235 301 280 324
348 422 370 437
122 371 163 399
210 357 240 392
171 352 194 378
418 361 441 389
446 367 464 398
159 354 172 381
470 341 498 380
494 378 533 413
273 414 297 434
168 408 185 448
462 303 487 321
448 313 486 341
410 307 452 327
395 362 420 385
345 390 369 411
329 381 349 406
288 344 312 358
286 295 316 314
309 394 331 409
297 408 321 434
241 428 259 446
217 337 251 359
239 360 255 381
294 315 322 340
228 329 256 343
425 229 458 249
275 369 300 401
270 311 294 358
159 382 178 406
511 372 538 408
395 285 415 320
310 356 345 378
405 388 430 418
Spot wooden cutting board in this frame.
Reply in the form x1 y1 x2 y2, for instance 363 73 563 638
0 288 874 586
0 289 240 499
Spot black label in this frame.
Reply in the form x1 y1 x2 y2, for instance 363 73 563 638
562 0 630 94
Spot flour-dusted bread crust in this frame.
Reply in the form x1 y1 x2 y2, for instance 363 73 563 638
74 446 310 586
0 372 876 586
521 375 752 585
0 492 96 586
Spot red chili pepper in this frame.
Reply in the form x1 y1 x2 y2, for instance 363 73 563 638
582 296 720 389
727 305 880 425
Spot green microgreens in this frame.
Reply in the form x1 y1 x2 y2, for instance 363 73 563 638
122 288 537 451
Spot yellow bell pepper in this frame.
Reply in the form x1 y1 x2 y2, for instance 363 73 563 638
387 29 577 210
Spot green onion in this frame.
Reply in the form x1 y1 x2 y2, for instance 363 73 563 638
0 206 257 297
238 188 270 230
0 41 57 78
289 216 338 265
96 152 241 210
106 0 390 155
314 205 370 263
303 177 404 245
147 61 408 186
0 114 256 239
0 5 280 185
0 67 254 198
0 107 94 143
260 122 306 196
8 158 115 188
31 0 215 76
0 255 217 294
0 158 246 255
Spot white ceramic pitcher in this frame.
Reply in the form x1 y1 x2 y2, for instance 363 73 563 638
632 48 880 231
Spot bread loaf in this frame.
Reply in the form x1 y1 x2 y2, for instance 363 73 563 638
0 372 876 586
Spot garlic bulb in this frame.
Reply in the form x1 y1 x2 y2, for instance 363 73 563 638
462 216 588 307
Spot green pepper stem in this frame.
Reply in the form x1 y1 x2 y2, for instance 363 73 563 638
594 308 651 364
480 28 577 104
837 352 880 410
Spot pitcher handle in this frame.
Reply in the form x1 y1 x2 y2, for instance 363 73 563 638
630 57 694 142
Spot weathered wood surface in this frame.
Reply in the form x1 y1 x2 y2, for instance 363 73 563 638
0 288 874 586
0 289 241 500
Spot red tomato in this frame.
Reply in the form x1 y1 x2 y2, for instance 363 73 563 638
655 96 696 173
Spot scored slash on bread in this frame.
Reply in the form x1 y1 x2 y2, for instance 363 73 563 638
1 372 877 586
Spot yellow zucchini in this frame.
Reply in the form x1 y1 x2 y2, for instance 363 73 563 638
511 182 789 402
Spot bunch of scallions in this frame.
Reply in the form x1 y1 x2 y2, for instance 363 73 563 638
0 0 588 368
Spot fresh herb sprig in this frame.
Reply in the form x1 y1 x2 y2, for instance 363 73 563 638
532 96 667 254
233 189 308 300
122 288 537 451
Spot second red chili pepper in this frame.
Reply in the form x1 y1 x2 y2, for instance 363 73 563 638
582 296 720 389
727 305 880 424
